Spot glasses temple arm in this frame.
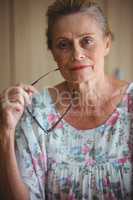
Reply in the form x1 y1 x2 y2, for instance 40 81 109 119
47 89 75 132
31 68 59 86
47 103 72 132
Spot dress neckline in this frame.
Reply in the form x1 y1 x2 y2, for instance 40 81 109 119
46 81 132 132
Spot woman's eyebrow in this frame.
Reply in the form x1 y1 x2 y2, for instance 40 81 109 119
78 32 95 37
55 37 71 43
56 37 69 40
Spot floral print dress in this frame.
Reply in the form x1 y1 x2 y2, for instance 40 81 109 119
15 82 133 200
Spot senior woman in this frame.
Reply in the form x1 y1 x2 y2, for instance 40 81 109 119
0 0 133 199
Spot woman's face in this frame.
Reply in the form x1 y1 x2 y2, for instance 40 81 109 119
51 12 111 83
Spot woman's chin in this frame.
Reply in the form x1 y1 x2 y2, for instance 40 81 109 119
66 73 95 83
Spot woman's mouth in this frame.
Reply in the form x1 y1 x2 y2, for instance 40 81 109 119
70 65 93 71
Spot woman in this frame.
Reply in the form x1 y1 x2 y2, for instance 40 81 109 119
0 0 133 199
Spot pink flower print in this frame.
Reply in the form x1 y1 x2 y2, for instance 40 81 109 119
103 176 110 187
106 111 119 126
127 94 133 112
85 157 95 166
67 176 72 187
81 145 90 154
118 157 129 165
32 158 38 169
32 152 47 171
48 114 56 122
38 152 46 163
123 94 128 103
68 193 76 200
55 123 64 129
47 114 63 129
38 152 47 170
103 192 117 200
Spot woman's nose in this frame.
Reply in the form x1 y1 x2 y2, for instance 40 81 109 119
71 44 85 61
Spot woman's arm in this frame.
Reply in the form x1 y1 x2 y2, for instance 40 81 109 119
0 129 29 200
0 84 38 200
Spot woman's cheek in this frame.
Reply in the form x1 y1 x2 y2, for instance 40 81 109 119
57 57 69 69
59 66 72 81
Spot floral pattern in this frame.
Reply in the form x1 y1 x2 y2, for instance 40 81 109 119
15 83 133 200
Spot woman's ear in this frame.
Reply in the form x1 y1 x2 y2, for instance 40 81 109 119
104 35 112 56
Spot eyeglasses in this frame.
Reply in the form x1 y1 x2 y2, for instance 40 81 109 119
26 68 72 135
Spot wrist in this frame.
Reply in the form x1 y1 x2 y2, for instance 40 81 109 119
0 129 15 152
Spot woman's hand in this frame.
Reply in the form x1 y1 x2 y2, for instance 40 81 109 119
0 84 37 141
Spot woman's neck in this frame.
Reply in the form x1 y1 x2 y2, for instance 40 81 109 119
66 75 113 114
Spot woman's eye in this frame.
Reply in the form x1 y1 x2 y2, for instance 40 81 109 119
81 37 94 47
57 40 71 50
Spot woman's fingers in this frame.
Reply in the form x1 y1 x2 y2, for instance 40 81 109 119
0 84 38 131
1 84 38 109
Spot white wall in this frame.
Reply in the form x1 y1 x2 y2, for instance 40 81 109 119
0 0 11 90
106 0 133 80
11 0 63 89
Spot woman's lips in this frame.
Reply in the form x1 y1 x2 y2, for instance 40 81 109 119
70 65 93 71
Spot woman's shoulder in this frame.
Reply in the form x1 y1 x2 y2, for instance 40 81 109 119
126 82 133 94
107 79 132 114
111 78 132 98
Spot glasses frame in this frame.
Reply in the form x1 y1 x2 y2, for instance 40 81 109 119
26 68 72 134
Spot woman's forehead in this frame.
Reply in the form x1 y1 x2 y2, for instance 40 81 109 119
52 13 102 39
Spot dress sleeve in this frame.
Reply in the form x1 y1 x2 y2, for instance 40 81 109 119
15 90 50 199
15 111 47 200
